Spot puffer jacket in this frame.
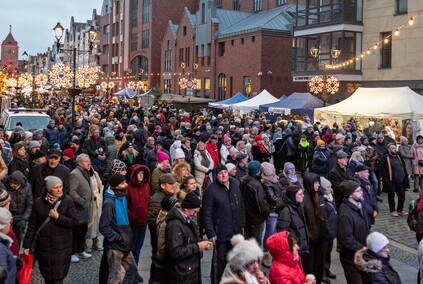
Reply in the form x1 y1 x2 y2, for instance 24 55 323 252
267 231 306 284
127 165 151 227
312 148 329 175
354 247 401 284
165 206 201 284
43 125 60 146
4 171 33 220
156 209 169 261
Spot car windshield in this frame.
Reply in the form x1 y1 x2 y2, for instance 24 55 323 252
8 116 50 131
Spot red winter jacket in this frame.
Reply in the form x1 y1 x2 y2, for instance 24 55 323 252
266 231 306 284
127 164 151 227
205 141 219 169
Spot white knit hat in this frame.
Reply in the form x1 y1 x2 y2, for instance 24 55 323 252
366 232 389 254
174 148 185 160
227 234 263 272
0 208 12 230
226 163 236 173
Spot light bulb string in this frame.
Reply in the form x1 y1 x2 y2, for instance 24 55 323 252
328 8 423 69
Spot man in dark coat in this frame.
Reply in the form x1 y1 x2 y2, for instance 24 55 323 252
240 160 270 246
329 151 350 209
69 154 94 262
337 180 370 284
202 163 244 282
380 142 408 217
353 165 378 227
165 192 211 283
30 149 71 199
43 119 60 148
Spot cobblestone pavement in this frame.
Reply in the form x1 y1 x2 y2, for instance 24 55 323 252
30 180 421 283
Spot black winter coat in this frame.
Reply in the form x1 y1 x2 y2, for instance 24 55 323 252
202 178 244 243
240 175 270 225
328 163 350 209
8 157 30 179
30 163 71 199
4 175 33 220
262 179 283 212
165 207 202 284
323 196 337 239
354 176 378 227
83 137 109 158
23 194 77 282
276 195 309 253
337 200 369 261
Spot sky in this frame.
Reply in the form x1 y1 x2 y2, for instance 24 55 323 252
0 0 102 58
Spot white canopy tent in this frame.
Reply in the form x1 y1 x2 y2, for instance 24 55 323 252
314 87 423 120
231 89 279 111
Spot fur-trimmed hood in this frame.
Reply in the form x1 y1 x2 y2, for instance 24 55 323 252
354 247 383 273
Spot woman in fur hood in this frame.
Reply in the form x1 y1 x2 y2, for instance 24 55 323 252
354 232 401 283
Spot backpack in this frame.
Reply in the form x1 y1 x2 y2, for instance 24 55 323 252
407 199 420 231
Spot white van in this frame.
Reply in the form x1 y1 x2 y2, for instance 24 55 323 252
1 108 51 139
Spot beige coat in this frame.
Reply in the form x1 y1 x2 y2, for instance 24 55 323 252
86 168 104 239
193 149 213 188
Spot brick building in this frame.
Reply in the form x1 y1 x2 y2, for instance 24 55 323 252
1 27 20 78
161 1 306 100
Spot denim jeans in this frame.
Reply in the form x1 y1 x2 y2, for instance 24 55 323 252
263 215 278 251
131 225 147 265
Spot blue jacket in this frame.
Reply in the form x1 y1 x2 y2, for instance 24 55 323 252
99 189 133 252
43 125 60 146
0 233 16 284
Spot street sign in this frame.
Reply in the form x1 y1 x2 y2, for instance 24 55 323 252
186 80 194 88
186 88 193 98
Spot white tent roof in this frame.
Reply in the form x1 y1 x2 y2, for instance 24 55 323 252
231 89 279 111
314 87 423 119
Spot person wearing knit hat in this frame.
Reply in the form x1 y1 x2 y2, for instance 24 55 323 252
398 135 413 185
0 189 10 208
110 159 127 176
241 160 269 247
151 150 172 195
220 234 268 283
226 163 237 179
28 141 41 153
313 137 330 178
316 139 325 147
354 232 400 283
165 191 211 283
215 163 228 177
0 207 15 284
337 179 370 284
99 173 135 284
23 174 76 284
173 148 185 163
157 149 169 164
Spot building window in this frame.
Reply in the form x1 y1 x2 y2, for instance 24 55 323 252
142 0 150 23
243 77 251 97
396 0 407 14
141 30 149 48
233 0 240 10
204 78 211 98
276 0 287 5
217 73 226 101
253 0 262 12
131 0 138 28
201 3 206 24
164 50 172 72
103 25 110 34
164 79 171 93
140 56 149 80
103 44 109 54
216 0 222 8
241 38 244 44
131 34 138 51
183 26 187 36
219 42 225 57
381 32 392 68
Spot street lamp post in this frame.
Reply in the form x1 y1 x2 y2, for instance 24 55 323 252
53 22 97 125
308 46 341 106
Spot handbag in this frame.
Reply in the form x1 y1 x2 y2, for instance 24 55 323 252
202 175 211 190
419 160 423 167
17 253 33 284
30 201 61 253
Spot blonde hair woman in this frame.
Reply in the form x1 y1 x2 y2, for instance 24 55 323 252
193 141 214 189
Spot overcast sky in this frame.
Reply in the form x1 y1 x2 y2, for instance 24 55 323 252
0 0 102 58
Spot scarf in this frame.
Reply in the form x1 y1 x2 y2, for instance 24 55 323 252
105 188 129 226
46 192 62 204
242 271 260 284
288 173 298 183
200 150 210 168
262 175 278 183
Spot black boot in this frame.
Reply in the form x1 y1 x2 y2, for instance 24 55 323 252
326 270 336 279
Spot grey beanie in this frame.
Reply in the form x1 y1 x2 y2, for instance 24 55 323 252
284 162 295 173
44 176 63 192
261 162 276 176
0 208 12 230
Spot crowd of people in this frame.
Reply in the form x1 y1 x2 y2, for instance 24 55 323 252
0 99 417 284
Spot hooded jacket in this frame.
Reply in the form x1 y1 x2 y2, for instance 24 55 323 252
267 231 306 284
354 247 401 284
127 164 151 227
4 171 33 220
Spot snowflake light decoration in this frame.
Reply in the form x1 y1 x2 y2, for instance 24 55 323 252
76 66 99 88
308 76 324 94
100 81 115 91
18 72 33 89
50 63 72 88
179 77 188 89
35 74 48 89
325 76 340 95
0 72 7 93
127 81 136 89
6 78 17 88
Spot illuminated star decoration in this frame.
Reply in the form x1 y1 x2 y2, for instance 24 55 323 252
325 76 340 95
49 63 73 88
308 76 324 94
18 72 33 89
35 74 48 89
76 66 99 88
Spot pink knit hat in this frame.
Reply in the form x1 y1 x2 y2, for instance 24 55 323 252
157 149 169 163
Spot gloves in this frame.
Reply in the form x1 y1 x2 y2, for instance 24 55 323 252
117 235 125 245
206 169 212 175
